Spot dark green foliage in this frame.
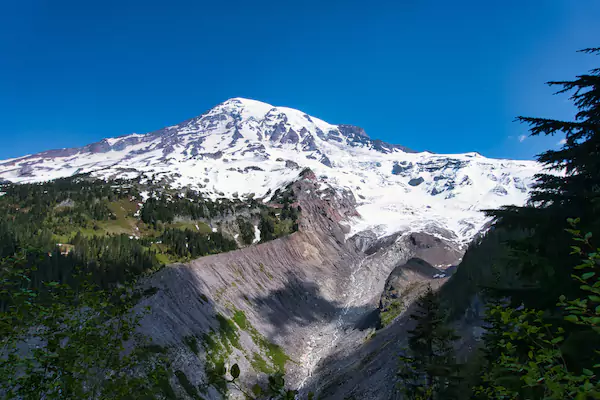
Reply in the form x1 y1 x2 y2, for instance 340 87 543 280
439 227 526 319
155 370 178 400
476 228 600 399
237 217 256 245
69 232 158 282
0 175 304 398
0 175 305 303
160 228 237 259
256 184 300 243
0 254 172 399
221 364 301 400
184 335 200 355
486 48 600 310
259 211 277 242
140 190 261 228
233 309 248 330
215 313 242 350
258 207 299 243
0 176 137 259
0 233 159 310
175 370 204 400
398 286 462 399
0 176 162 300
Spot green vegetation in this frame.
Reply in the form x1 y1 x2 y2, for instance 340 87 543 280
462 49 600 399
237 216 256 245
250 352 274 374
218 364 300 400
397 286 462 399
175 370 205 400
0 173 302 301
159 228 237 260
233 309 248 329
0 174 305 398
259 263 274 280
184 335 200 355
258 185 300 242
0 255 175 399
380 299 404 327
201 330 231 396
216 313 242 351
202 313 245 396
230 308 290 374
202 309 291 396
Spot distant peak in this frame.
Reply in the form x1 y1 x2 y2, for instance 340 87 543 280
224 97 270 105
215 97 275 117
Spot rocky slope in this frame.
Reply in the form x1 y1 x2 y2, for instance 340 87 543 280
129 170 467 399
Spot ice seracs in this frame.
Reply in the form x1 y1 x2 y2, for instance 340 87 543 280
0 97 541 245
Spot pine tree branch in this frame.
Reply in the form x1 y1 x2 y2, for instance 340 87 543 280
515 116 585 137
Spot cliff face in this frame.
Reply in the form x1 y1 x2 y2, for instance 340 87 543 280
134 172 467 399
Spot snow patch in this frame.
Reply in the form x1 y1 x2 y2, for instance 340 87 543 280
252 225 261 244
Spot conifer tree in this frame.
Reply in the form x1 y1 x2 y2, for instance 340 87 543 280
474 48 600 398
488 48 600 309
398 286 462 400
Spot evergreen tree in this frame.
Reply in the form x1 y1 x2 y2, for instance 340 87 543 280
398 286 462 400
488 48 600 310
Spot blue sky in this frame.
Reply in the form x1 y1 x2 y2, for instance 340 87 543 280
1 0 598 160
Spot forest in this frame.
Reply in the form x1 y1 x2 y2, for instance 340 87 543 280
0 176 299 299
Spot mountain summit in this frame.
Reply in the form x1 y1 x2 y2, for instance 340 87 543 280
0 98 540 244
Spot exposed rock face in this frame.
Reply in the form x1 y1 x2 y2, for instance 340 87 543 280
134 172 466 399
379 257 443 315
298 231 464 399
305 278 448 400
285 160 300 169
408 176 424 186
135 173 364 395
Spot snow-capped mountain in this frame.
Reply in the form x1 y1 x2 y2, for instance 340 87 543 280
0 98 540 244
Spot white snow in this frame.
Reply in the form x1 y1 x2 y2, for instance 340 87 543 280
253 225 261 244
0 97 542 244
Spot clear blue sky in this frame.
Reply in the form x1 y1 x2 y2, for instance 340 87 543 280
1 0 599 160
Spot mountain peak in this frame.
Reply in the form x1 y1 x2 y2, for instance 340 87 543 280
0 99 541 245
217 97 275 115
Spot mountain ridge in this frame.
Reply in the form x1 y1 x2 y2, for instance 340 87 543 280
0 97 541 247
